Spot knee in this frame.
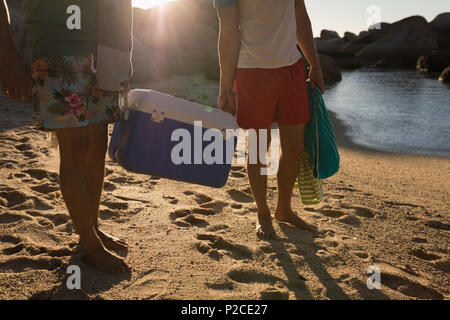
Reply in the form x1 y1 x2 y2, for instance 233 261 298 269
282 140 305 158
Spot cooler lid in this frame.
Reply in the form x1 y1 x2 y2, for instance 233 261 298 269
127 89 238 130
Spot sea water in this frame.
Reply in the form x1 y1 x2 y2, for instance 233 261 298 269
323 69 450 158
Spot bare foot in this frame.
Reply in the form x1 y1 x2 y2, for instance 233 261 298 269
256 211 276 239
275 209 318 233
97 229 129 251
82 246 131 274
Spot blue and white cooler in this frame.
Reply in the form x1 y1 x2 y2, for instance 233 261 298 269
108 90 239 188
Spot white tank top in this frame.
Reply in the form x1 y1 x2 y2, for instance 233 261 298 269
237 0 301 69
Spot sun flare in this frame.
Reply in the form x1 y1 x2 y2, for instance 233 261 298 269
132 0 178 10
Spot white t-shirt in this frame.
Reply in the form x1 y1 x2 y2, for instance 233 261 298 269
216 0 302 69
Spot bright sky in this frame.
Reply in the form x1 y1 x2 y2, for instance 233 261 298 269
133 0 450 36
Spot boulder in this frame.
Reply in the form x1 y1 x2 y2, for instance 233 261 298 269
430 13 450 36
315 37 346 55
356 16 439 67
320 30 340 40
344 32 358 41
437 35 450 50
416 50 450 72
368 22 391 31
133 2 219 77
341 28 390 55
318 55 342 84
439 66 450 82
358 31 369 38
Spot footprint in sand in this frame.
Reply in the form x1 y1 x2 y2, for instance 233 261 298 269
337 215 361 227
192 193 213 205
0 212 33 225
352 251 370 261
424 220 450 231
227 189 254 203
0 235 25 255
169 209 209 228
31 183 60 194
22 151 39 159
352 206 376 218
103 181 117 192
205 224 229 232
0 256 63 273
26 211 69 227
14 143 33 152
22 169 59 183
2 243 25 255
0 190 28 207
129 269 170 299
410 248 441 261
260 287 290 300
226 267 284 285
377 263 444 299
99 208 121 221
163 194 176 202
430 258 450 274
183 215 209 228
318 206 345 218
0 235 22 245
195 233 253 260
101 200 129 211
205 279 236 291
199 201 228 214
412 237 427 244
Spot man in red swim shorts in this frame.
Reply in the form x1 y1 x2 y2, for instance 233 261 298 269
215 0 325 238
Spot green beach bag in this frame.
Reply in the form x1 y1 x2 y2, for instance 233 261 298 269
304 82 340 179
296 150 324 205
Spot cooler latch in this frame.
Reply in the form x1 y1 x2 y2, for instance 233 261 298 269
151 110 165 124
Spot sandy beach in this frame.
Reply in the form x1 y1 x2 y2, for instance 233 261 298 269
0 74 449 300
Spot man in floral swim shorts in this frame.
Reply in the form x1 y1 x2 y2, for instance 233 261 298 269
0 0 131 274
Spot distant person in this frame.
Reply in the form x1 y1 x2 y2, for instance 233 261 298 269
215 0 324 238
0 0 132 273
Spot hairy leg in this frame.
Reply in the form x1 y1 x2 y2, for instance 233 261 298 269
275 124 317 233
247 128 276 238
86 124 128 251
56 127 130 273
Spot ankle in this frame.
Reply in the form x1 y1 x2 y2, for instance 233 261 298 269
79 235 104 253
275 204 292 215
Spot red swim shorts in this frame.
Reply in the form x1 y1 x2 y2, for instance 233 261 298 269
234 59 310 129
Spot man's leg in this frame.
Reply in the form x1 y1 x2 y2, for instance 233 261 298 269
274 124 317 232
247 128 276 238
56 127 130 273
86 124 128 251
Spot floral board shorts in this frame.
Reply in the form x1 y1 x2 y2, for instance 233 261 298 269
31 54 123 131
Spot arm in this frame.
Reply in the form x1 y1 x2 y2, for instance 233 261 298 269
0 0 31 104
216 5 240 115
295 0 324 93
